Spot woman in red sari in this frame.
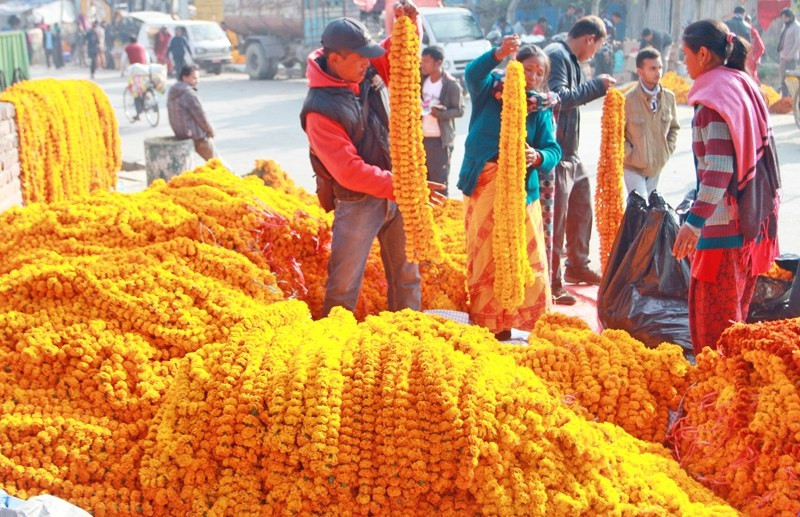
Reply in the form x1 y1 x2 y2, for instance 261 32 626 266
674 19 781 355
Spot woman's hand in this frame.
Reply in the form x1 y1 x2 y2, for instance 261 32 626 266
427 181 447 207
393 0 418 23
673 224 699 261
524 144 541 168
494 35 520 61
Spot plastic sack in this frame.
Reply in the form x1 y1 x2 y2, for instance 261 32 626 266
0 491 90 517
598 191 692 352
747 254 800 322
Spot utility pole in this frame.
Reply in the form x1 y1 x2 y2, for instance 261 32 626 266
671 0 683 72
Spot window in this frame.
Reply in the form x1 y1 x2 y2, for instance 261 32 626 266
424 12 483 43
187 24 226 42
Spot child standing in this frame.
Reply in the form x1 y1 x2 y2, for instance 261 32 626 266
458 35 562 341
623 47 680 197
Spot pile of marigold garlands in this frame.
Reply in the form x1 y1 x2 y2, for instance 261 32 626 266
0 79 120 204
1 160 799 515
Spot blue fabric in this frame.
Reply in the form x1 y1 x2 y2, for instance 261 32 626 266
457 48 561 202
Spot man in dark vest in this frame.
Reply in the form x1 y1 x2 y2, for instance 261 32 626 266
300 2 444 317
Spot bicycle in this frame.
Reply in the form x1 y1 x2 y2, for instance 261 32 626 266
123 64 165 127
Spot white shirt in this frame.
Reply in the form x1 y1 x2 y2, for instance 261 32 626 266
421 76 443 138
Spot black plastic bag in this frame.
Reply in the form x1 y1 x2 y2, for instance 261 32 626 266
598 191 692 352
747 254 800 322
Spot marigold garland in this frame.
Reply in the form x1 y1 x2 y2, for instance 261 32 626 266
595 88 626 273
493 60 533 310
661 71 690 105
0 79 120 204
388 16 443 264
764 261 795 281
137 307 734 515
2 158 798 515
667 317 800 516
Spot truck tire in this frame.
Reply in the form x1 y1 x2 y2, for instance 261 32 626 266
246 43 278 80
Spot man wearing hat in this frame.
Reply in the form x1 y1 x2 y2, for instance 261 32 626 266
300 1 444 317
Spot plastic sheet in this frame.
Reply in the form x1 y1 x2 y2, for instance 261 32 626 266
598 191 692 352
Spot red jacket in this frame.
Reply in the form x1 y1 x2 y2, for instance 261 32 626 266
124 43 148 65
304 40 396 200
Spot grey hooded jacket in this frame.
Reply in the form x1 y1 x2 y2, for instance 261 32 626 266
167 81 214 140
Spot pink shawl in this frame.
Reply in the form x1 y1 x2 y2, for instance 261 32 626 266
688 65 781 276
688 66 770 189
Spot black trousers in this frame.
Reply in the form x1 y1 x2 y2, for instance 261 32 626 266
551 159 593 289
423 137 452 197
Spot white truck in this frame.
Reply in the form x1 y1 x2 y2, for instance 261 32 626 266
418 7 491 83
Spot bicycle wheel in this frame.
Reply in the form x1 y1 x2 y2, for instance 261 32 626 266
122 88 137 123
143 88 159 127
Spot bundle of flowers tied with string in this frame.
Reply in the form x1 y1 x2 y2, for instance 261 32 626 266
494 59 533 310
388 15 443 264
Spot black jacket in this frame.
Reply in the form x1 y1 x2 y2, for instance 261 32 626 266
545 40 607 160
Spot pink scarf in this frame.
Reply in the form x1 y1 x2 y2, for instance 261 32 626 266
688 66 771 189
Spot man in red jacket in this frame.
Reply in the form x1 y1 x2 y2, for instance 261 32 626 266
121 36 151 120
300 2 444 316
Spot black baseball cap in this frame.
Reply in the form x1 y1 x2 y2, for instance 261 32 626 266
321 18 385 58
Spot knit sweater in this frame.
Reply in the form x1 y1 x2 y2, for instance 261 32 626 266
457 48 561 202
687 105 742 249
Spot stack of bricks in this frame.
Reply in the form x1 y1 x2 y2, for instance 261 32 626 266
0 101 21 213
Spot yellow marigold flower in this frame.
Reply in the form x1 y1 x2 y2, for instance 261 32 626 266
494 59 533 310
388 16 443 264
0 79 120 204
595 88 625 273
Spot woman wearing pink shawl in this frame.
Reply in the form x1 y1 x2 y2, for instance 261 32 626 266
673 19 782 355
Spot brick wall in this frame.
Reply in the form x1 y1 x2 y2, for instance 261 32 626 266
0 101 21 213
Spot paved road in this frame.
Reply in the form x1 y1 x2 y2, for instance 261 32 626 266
29 63 800 261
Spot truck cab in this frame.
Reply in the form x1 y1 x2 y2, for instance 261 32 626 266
418 7 491 81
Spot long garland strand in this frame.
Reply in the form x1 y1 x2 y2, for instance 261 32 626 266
493 60 532 310
595 88 626 273
0 79 120 204
388 16 443 264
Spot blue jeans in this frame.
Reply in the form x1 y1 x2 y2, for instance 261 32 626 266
323 192 420 316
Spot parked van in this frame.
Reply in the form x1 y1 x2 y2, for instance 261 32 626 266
418 7 491 81
122 15 233 74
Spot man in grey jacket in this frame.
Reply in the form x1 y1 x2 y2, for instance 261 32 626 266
420 45 464 196
167 65 216 161
545 16 615 305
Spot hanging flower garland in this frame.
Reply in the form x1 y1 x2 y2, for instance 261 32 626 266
595 88 626 274
493 59 532 310
388 15 443 264
0 79 120 204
